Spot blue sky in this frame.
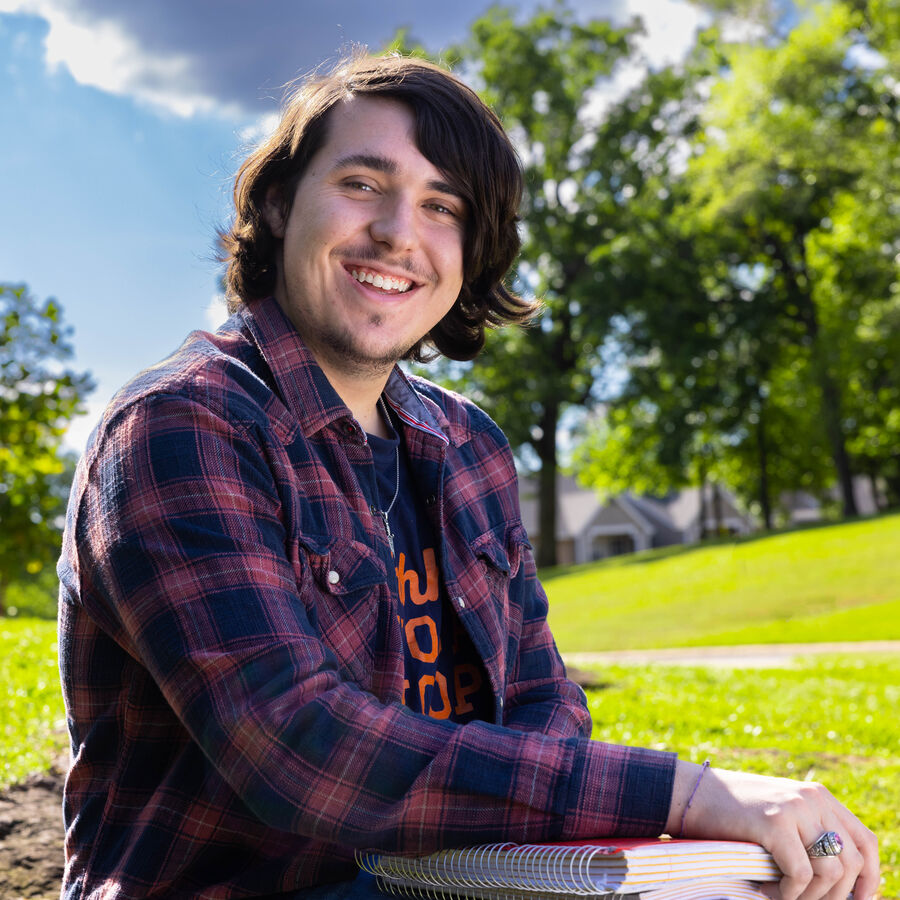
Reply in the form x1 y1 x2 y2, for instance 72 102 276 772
0 0 704 452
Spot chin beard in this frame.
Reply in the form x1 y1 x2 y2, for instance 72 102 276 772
312 316 415 377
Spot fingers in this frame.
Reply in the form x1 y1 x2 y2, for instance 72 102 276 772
833 809 880 900
800 854 851 900
670 765 880 900
774 842 850 900
767 816 876 900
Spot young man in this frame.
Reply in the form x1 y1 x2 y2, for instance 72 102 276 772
58 55 878 900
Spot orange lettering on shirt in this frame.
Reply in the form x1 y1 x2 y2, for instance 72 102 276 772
418 672 451 719
405 615 440 663
453 663 483 716
397 548 439 606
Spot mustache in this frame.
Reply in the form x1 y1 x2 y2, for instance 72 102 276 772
332 245 436 286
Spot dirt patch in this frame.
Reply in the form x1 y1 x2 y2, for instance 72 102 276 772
0 763 65 900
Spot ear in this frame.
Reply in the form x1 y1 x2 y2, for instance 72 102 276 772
262 185 287 238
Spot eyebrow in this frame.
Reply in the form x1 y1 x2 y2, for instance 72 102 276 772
333 153 466 201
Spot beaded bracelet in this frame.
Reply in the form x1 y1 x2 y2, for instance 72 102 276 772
679 759 710 837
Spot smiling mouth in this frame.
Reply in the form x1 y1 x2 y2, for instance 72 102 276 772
347 265 415 294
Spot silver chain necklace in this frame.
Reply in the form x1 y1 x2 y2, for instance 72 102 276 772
374 396 400 557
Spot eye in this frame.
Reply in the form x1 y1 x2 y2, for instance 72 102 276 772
427 200 460 218
345 179 377 193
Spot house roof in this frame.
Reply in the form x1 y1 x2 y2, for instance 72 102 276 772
518 475 753 542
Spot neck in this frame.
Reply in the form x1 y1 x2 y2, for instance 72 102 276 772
316 357 393 438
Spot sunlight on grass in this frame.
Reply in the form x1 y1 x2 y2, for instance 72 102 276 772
1 618 67 789
585 656 900 899
4 512 899 896
545 513 900 652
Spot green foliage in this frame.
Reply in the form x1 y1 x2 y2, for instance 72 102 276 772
0 618 66 788
4 568 62 619
586 657 900 898
0 283 93 613
398 4 699 563
576 0 899 522
544 512 900 652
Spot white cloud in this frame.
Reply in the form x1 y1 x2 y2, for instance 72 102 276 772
204 294 230 331
0 0 239 117
237 111 281 147
62 394 104 454
582 0 708 126
2 0 709 125
628 0 706 67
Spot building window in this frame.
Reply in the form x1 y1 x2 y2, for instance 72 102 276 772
609 534 635 557
591 533 635 560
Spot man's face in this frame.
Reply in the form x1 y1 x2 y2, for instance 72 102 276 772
267 94 466 382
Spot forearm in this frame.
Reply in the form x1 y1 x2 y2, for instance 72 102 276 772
664 759 879 900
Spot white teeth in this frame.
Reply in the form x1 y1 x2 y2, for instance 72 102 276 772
350 268 412 293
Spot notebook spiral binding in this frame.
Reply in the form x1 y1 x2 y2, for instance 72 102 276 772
356 844 612 895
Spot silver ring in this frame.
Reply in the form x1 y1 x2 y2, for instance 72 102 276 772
806 831 844 858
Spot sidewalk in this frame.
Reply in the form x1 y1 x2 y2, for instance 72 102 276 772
564 640 900 669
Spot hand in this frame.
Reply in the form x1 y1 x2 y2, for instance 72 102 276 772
665 761 880 900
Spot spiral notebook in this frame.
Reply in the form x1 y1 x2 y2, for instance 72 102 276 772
357 837 781 899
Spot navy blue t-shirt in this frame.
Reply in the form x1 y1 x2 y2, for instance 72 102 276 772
367 412 491 723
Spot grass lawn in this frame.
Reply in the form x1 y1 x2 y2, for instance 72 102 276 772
3 513 899 895
544 512 900 652
1 617 66 788
586 655 900 899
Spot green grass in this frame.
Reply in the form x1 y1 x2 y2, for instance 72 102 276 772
585 655 900 899
4 513 899 895
1 618 67 789
544 512 900 652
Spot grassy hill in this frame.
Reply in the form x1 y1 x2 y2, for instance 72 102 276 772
544 512 900 653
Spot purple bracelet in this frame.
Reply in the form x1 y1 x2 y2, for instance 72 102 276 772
679 759 710 837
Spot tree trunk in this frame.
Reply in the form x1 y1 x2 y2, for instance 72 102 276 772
756 405 773 530
884 471 900 509
769 232 858 518
815 361 859 517
536 400 560 568
867 472 882 513
712 483 724 535
697 460 708 541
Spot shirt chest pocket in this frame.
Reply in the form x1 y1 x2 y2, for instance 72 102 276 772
458 529 528 646
297 536 390 690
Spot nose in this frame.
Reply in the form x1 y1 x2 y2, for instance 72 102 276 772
369 194 418 252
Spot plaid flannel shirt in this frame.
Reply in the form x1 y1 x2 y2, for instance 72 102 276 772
57 296 676 899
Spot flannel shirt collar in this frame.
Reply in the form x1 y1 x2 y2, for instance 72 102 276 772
239 295 451 446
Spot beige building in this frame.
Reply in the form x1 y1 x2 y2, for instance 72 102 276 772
518 476 753 566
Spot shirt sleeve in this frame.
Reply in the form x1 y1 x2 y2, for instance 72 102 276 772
501 547 595 740
74 391 676 853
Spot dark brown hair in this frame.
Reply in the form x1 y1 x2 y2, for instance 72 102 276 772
219 53 537 361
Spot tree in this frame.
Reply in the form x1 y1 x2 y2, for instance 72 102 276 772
684 0 899 516
0 283 93 614
576 0 898 525
402 6 695 565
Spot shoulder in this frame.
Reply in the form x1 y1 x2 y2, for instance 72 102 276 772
85 318 283 467
114 320 272 422
406 372 509 451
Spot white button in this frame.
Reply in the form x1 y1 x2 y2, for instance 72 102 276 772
327 570 340 585
456 596 465 608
